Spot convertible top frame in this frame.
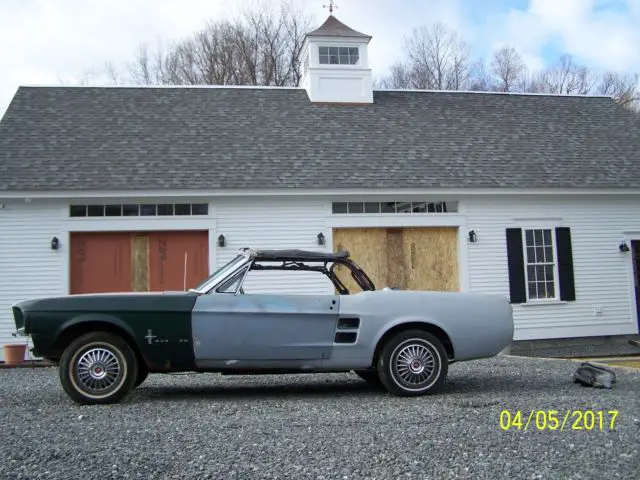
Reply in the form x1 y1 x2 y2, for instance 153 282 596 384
250 249 376 295
192 248 376 295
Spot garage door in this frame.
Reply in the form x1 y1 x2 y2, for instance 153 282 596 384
70 231 209 294
332 227 458 292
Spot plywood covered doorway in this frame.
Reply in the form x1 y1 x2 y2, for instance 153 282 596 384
333 227 458 292
70 231 209 294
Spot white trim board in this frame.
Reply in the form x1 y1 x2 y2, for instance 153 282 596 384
64 217 216 232
623 234 640 334
2 188 640 200
327 214 466 228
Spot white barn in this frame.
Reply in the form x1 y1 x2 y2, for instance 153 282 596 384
1 15 639 360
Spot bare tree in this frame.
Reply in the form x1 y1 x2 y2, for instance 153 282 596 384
377 62 412 89
379 22 472 90
468 59 494 91
596 71 640 109
115 0 314 87
490 46 527 92
534 54 596 94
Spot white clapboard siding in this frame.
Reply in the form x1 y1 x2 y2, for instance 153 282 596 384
464 195 640 340
214 197 333 294
0 201 67 360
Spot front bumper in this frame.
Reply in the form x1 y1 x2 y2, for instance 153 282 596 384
13 327 28 338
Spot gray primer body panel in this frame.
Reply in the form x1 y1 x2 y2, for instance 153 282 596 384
322 289 514 369
192 293 339 368
190 288 513 372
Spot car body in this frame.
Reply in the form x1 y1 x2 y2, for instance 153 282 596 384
11 248 514 404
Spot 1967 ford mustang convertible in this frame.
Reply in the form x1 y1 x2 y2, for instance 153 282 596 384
12 248 514 405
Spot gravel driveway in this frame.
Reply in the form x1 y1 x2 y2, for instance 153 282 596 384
1 355 638 480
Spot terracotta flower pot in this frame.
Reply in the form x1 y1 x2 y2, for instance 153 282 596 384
3 344 27 365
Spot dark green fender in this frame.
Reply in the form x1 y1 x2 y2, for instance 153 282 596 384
15 292 199 372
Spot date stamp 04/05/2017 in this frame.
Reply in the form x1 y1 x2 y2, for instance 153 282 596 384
498 409 620 432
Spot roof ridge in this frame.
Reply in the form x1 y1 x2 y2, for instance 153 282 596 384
15 84 615 100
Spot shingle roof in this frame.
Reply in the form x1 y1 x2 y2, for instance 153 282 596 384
306 15 371 40
0 86 639 191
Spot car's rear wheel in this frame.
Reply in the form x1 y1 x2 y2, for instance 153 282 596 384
59 331 138 405
376 330 448 397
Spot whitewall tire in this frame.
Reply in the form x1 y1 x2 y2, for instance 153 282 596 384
59 331 138 405
377 330 448 397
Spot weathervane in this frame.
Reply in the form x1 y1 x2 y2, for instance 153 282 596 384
323 0 338 15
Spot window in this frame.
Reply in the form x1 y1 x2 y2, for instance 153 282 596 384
69 202 209 217
319 46 359 65
523 229 556 300
505 227 576 304
332 201 458 214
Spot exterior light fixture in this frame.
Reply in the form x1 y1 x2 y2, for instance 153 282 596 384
317 232 325 246
218 234 226 248
468 230 477 243
51 236 60 250
619 241 630 252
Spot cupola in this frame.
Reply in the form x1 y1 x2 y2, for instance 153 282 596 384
300 13 373 104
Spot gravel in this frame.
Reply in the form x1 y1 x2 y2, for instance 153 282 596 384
1 355 638 480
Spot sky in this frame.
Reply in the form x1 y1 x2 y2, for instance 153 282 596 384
1 0 639 118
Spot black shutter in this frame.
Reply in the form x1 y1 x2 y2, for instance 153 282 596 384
555 227 576 301
506 228 526 304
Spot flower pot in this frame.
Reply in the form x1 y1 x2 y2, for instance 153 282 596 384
3 344 27 365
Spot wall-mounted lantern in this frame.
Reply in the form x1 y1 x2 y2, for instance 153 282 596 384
619 241 630 253
218 234 226 248
468 230 477 243
51 236 60 250
317 232 325 246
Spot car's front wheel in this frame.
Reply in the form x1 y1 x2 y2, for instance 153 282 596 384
59 331 138 405
377 330 448 397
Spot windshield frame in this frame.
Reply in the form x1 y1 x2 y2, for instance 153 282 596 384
189 250 252 294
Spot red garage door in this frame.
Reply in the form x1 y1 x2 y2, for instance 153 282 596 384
70 231 209 294
148 231 209 291
70 232 133 294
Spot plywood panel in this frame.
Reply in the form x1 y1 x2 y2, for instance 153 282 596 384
403 227 459 291
70 232 132 294
131 234 149 292
149 231 209 291
386 228 407 289
332 227 459 293
333 228 388 292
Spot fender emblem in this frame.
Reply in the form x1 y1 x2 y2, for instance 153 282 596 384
145 329 157 345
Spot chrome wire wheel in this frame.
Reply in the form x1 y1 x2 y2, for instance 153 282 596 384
390 338 441 392
61 332 138 405
76 348 122 393
68 342 128 400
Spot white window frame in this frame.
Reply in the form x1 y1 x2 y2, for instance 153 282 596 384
318 45 360 66
522 227 560 302
331 201 459 215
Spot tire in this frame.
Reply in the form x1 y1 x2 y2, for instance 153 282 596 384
354 369 383 387
59 331 138 405
376 330 448 397
134 367 149 388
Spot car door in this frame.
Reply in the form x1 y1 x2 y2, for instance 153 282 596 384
191 292 340 365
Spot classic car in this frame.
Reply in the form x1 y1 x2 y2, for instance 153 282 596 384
11 248 514 405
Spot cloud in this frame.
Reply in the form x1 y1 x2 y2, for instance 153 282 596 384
502 0 640 72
